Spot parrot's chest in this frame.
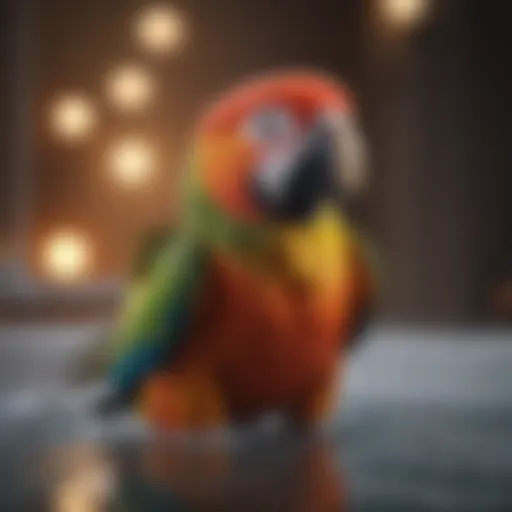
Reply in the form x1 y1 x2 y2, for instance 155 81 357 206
188 206 354 412
206 256 344 410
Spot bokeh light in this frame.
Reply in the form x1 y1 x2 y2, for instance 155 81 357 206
378 0 431 29
107 137 155 187
54 445 116 512
134 4 188 56
42 231 91 282
49 93 97 144
104 65 156 113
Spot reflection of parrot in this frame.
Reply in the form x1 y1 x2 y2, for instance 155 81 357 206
112 436 346 511
105 71 379 430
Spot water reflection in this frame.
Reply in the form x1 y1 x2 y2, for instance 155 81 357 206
51 433 347 511
52 443 117 511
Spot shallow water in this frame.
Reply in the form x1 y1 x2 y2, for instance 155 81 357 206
0 327 511 511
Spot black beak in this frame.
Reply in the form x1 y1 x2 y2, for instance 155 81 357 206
252 120 336 222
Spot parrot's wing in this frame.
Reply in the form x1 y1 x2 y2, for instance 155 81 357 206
73 227 179 385
131 226 178 280
107 235 208 399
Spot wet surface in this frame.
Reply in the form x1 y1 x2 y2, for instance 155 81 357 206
1 403 512 511
0 327 511 511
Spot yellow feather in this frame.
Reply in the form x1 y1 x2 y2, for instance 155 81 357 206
277 204 353 290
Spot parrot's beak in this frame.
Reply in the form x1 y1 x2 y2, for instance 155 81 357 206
251 119 337 222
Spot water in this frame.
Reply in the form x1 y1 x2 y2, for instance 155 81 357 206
0 326 511 511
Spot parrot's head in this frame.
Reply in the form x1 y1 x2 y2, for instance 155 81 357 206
191 70 367 225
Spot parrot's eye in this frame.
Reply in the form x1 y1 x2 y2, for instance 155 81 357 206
243 107 298 145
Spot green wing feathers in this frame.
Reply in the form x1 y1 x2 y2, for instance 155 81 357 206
108 234 208 398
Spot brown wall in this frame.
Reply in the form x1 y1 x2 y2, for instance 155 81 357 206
0 1 13 249
1 0 510 324
363 0 511 324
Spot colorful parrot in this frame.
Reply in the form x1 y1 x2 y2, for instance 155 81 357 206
104 70 379 430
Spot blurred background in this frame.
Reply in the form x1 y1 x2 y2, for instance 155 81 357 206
0 0 511 510
0 0 510 324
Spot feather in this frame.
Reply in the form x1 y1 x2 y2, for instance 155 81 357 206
108 235 208 398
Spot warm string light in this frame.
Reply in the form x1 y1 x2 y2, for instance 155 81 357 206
134 4 188 56
49 93 97 144
43 5 188 280
104 64 156 113
106 137 156 187
42 231 92 282
378 0 431 30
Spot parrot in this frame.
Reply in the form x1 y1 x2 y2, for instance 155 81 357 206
103 70 379 430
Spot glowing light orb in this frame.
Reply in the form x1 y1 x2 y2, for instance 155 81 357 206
134 4 188 56
49 94 97 143
379 0 431 29
42 232 91 282
105 65 155 113
107 137 155 187
54 447 116 512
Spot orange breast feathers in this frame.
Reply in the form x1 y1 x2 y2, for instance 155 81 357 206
178 205 370 413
